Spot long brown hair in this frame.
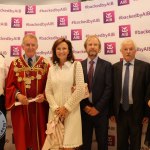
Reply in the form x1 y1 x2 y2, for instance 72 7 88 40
51 38 75 64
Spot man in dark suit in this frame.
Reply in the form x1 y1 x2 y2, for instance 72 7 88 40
80 35 112 150
110 39 150 150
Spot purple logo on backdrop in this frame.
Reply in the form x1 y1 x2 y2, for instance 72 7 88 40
104 42 116 54
10 46 22 57
70 2 81 12
25 5 36 14
24 31 35 35
57 16 68 27
119 25 131 38
11 18 22 28
118 0 130 6
71 29 82 40
103 11 115 23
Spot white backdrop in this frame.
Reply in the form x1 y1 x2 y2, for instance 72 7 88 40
0 0 150 149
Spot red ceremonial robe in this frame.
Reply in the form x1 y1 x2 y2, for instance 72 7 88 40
5 56 49 150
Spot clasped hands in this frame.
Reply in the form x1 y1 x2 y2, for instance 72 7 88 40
17 93 45 105
84 106 99 116
55 106 69 122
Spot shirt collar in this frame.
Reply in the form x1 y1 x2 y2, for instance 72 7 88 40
25 55 36 63
87 56 98 64
123 59 135 66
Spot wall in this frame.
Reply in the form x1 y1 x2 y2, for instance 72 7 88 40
0 0 80 5
0 0 150 149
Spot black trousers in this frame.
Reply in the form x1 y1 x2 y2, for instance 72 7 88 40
0 95 6 150
81 112 108 150
145 119 150 148
117 105 142 150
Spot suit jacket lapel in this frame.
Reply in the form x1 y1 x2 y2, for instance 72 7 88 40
82 59 88 83
132 59 139 89
117 61 123 97
93 57 100 86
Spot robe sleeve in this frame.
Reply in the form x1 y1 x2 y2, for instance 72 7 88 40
64 62 85 112
5 61 17 110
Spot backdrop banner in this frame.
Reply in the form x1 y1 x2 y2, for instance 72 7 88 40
0 0 149 149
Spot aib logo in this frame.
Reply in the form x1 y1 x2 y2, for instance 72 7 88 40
71 29 82 40
108 135 115 146
103 11 115 23
11 18 22 28
25 5 36 14
24 31 35 35
119 25 131 38
10 46 22 57
70 2 81 12
57 16 68 27
118 0 130 6
104 42 116 54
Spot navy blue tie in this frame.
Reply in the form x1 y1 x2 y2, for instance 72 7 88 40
28 58 32 67
122 62 130 111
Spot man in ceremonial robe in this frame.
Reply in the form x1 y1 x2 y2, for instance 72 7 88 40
5 34 49 150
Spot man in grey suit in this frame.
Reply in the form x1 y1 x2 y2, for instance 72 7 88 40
110 39 150 150
80 35 112 150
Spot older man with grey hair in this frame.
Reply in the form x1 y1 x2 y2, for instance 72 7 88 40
110 39 150 150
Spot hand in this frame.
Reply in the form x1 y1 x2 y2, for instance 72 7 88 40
17 93 28 105
36 94 45 103
84 106 92 114
148 100 150 107
55 106 69 120
84 106 99 116
110 116 116 123
142 117 149 124
88 107 99 116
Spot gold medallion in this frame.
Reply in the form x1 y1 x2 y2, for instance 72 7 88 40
23 77 27 81
25 84 31 89
31 76 35 80
18 77 22 82
25 78 31 84
14 67 18 72
16 73 19 76
36 74 42 80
